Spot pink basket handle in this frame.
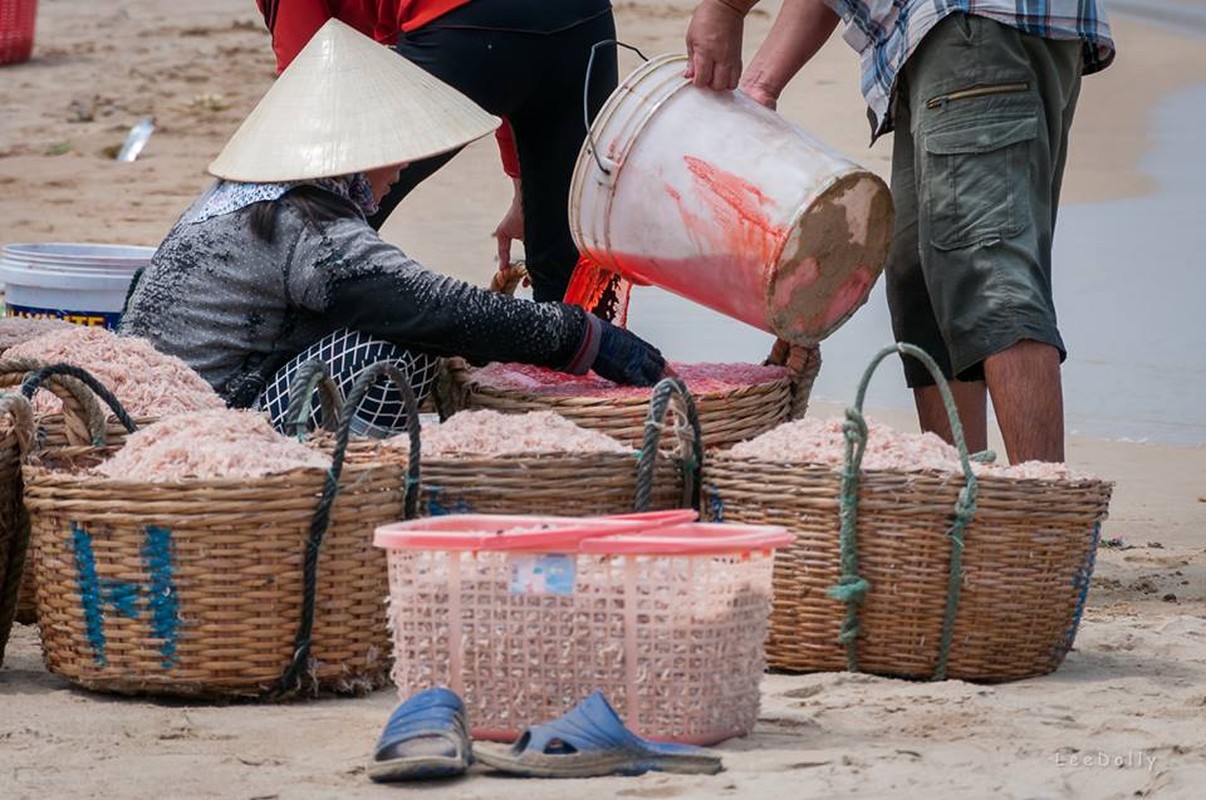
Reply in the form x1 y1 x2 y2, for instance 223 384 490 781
579 523 793 555
374 510 697 552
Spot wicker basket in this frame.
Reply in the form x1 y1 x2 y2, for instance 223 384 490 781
0 0 36 66
422 375 701 517
420 452 684 517
0 394 33 665
441 344 820 451
288 358 701 519
20 366 410 698
703 344 1113 682
1 366 117 627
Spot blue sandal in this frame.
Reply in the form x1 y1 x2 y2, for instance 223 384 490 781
473 691 723 778
368 687 471 782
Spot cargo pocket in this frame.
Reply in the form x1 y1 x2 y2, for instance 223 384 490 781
923 115 1038 250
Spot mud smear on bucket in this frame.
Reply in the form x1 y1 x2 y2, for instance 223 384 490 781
770 175 894 343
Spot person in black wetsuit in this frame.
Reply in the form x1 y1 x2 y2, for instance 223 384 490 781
257 0 621 305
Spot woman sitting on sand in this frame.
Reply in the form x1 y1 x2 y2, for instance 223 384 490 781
120 20 665 436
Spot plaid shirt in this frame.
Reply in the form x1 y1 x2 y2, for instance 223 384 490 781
826 1 1116 138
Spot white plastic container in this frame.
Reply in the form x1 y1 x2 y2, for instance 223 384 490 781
0 242 153 329
569 54 894 345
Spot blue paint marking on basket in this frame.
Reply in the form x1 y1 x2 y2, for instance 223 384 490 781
425 486 473 517
1058 522 1102 657
708 491 725 523
100 580 141 618
142 526 179 667
72 522 108 665
72 523 181 668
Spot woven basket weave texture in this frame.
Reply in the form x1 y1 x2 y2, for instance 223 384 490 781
704 457 1112 680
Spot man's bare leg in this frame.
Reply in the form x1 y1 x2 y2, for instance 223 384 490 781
983 339 1065 463
913 379 988 454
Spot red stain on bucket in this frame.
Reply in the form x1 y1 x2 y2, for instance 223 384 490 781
604 252 792 332
682 156 778 237
683 156 784 269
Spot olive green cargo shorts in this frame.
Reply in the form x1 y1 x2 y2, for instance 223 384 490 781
886 12 1084 387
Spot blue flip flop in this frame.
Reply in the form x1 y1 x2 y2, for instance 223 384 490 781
472 691 723 778
368 687 471 782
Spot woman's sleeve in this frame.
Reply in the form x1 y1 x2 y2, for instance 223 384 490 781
496 118 521 179
259 0 335 73
287 214 594 371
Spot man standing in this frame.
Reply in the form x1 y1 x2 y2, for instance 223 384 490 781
685 0 1114 463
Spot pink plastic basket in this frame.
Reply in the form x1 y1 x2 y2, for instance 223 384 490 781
374 513 790 745
0 0 36 66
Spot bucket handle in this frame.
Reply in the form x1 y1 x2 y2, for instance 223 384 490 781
583 40 649 177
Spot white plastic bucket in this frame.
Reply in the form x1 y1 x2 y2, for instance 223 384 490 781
0 242 153 329
570 54 894 345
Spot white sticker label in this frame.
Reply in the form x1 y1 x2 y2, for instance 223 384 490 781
508 554 576 595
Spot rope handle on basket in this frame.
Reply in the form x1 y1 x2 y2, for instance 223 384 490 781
281 360 344 438
0 393 35 459
0 357 106 447
634 377 703 512
274 361 422 698
832 343 984 680
20 363 139 445
342 362 423 521
765 340 823 421
488 260 528 296
0 392 35 643
430 357 469 422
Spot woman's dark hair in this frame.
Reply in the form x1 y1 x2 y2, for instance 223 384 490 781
248 185 359 242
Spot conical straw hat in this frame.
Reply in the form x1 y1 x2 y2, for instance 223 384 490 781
208 19 499 182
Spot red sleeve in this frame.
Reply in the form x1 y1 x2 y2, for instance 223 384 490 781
496 118 521 179
374 0 400 45
263 0 337 74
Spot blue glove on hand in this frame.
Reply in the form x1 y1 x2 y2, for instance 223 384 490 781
592 320 667 387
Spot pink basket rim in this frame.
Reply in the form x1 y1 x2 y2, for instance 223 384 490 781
373 509 697 552
578 522 793 555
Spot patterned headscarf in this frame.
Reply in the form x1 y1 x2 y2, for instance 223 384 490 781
187 172 378 224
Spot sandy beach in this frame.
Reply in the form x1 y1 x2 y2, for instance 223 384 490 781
2 1 1205 798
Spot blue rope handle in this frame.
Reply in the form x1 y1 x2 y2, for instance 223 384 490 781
281 359 344 439
339 362 423 522
635 377 703 512
274 361 422 697
831 343 980 680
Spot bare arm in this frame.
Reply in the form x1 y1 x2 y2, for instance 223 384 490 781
740 0 840 108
